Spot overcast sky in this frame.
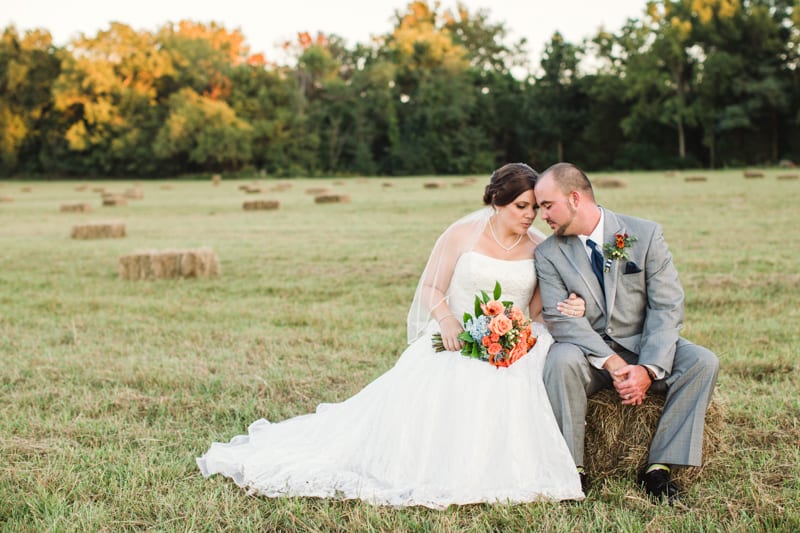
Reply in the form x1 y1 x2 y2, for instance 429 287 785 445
4 0 646 69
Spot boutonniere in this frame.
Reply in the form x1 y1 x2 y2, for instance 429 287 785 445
602 233 637 272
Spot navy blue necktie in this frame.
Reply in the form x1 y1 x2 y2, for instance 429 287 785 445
586 238 605 290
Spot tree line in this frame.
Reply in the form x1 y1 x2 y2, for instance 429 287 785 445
1 0 798 178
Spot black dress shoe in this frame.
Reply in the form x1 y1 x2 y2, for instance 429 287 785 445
579 472 589 493
638 468 680 503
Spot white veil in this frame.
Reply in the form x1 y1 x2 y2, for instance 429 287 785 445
406 206 547 343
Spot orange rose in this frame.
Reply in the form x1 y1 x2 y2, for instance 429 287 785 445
489 315 513 336
494 357 509 368
490 333 500 342
487 342 503 355
527 335 538 349
482 300 505 316
509 306 525 322
482 336 491 347
508 341 527 364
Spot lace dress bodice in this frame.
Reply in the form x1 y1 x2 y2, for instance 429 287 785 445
447 251 536 319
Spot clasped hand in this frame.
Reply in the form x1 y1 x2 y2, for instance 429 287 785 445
612 364 652 406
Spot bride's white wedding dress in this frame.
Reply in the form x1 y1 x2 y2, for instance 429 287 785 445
197 251 584 508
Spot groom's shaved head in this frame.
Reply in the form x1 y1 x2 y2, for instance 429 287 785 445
541 162 595 201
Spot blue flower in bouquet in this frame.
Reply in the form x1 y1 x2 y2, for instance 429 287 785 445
465 315 491 344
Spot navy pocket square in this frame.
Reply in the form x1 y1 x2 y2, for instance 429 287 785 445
624 261 642 274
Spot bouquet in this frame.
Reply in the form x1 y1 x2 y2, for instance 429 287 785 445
432 281 537 367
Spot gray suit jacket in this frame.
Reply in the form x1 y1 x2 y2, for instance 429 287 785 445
535 208 684 375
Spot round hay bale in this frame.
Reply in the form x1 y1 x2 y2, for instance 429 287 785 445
777 174 798 181
71 222 126 239
585 389 725 486
243 186 263 194
743 170 764 178
270 183 293 192
0 195 13 203
212 174 222 186
305 187 332 195
60 203 93 213
160 184 174 190
333 180 346 186
593 178 628 188
21 186 33 192
75 185 89 192
119 248 220 280
423 181 446 189
102 194 128 207
356 178 370 184
243 199 280 210
381 182 394 188
92 187 106 193
684 176 708 182
314 194 351 204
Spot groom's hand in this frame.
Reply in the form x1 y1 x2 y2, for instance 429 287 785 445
612 365 652 405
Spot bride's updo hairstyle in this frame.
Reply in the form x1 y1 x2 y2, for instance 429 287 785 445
482 163 538 207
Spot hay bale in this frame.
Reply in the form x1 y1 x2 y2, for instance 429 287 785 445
585 389 724 486
102 194 128 207
160 184 174 190
92 187 106 193
382 182 394 188
0 195 13 203
75 185 89 192
71 222 126 239
212 174 222 186
423 181 446 189
314 194 351 204
21 186 33 192
118 248 220 280
684 176 708 182
333 180 346 186
743 169 764 178
593 178 628 188
270 183 292 192
356 178 370 184
124 188 143 200
243 199 280 210
60 203 93 213
305 187 332 195
777 174 799 181
243 186 263 194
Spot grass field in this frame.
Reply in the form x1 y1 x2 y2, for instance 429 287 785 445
1 171 798 531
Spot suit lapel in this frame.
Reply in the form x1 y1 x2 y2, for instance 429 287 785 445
558 236 605 311
602 210 625 318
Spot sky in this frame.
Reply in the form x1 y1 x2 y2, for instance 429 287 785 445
3 0 646 70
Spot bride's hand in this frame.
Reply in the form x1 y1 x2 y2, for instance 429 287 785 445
438 316 465 352
557 293 586 318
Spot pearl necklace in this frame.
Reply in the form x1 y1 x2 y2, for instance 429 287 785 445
488 218 523 252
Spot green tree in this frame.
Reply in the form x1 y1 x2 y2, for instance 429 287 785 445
529 32 585 163
153 87 253 171
0 26 61 174
51 23 174 175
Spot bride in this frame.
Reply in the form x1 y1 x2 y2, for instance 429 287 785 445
197 163 586 508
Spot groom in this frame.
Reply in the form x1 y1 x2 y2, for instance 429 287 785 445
533 162 719 502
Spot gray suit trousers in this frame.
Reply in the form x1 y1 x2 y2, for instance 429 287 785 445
543 338 719 467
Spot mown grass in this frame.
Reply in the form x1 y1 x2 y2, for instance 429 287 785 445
1 171 798 532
